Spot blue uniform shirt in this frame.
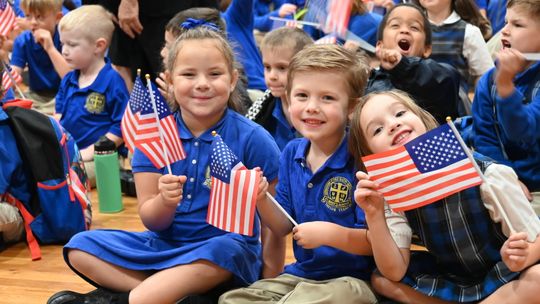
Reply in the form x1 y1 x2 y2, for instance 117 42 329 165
276 137 375 281
0 107 31 204
56 59 128 149
271 98 297 151
11 28 62 92
132 108 280 243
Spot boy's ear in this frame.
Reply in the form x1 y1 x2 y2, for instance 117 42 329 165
55 11 63 23
95 38 108 53
422 45 432 58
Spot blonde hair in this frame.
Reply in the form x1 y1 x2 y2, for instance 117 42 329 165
349 90 439 169
287 44 370 108
260 27 314 56
59 5 114 44
165 27 243 112
20 0 62 14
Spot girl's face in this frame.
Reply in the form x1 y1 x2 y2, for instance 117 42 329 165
169 39 238 129
360 94 427 154
288 71 351 149
378 6 432 58
501 6 540 54
419 0 452 15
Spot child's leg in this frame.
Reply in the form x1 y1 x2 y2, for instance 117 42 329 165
371 273 455 304
67 249 149 291
480 264 540 304
129 259 232 304
219 274 302 304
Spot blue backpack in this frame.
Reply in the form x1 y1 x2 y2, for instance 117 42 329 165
2 102 91 260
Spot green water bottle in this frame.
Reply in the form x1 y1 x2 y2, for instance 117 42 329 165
94 136 123 213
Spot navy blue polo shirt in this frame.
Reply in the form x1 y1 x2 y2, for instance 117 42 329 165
271 98 298 151
56 59 128 149
276 136 375 281
132 108 280 243
11 27 62 92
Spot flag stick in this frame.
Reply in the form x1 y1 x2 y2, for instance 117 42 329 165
269 16 321 28
145 74 172 175
265 192 298 226
1 61 25 99
446 118 516 234
523 53 540 61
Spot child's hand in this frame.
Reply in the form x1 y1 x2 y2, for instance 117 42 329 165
80 145 95 162
253 167 269 203
278 3 297 18
292 221 330 249
156 73 171 101
495 48 528 98
32 29 54 52
376 46 402 70
158 174 187 208
501 232 530 272
354 171 385 216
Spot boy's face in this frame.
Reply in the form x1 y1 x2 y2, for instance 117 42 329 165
60 29 98 71
360 94 426 154
25 9 62 34
501 6 540 54
262 46 295 99
288 71 351 147
378 6 431 58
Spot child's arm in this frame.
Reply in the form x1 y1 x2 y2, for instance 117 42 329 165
33 29 70 78
256 178 294 237
355 171 411 281
134 172 187 231
292 221 371 255
495 48 528 98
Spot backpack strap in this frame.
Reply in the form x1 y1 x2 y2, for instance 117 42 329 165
2 193 41 260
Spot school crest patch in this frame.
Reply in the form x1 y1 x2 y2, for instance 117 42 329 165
321 176 352 212
203 166 212 189
85 92 106 114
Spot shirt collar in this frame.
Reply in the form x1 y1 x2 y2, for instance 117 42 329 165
293 134 351 170
66 58 112 93
176 108 229 142
436 11 461 25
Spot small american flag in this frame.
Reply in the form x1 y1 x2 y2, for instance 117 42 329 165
121 76 185 169
361 123 482 211
207 135 260 236
0 0 15 36
2 63 22 91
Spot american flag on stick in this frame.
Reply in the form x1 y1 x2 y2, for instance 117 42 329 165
207 134 260 236
2 62 22 91
361 123 482 212
0 0 15 36
121 75 185 171
324 0 352 38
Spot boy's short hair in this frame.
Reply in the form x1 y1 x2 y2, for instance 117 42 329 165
166 7 226 39
376 3 432 46
287 44 370 104
260 27 314 55
20 0 63 14
508 0 540 19
59 5 114 45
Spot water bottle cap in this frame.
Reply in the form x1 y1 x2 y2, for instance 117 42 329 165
94 136 116 153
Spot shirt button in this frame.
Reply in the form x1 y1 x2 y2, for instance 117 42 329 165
307 183 313 188
186 194 192 199
192 159 197 164
189 177 195 183
194 141 199 147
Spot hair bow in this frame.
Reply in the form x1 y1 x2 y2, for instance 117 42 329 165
180 18 220 32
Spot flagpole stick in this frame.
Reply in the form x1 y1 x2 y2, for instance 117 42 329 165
446 118 516 234
145 74 173 175
269 16 321 28
265 192 298 227
1 60 25 99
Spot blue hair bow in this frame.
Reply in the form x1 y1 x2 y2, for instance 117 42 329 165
180 18 220 32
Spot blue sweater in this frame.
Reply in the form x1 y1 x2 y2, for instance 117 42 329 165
472 62 540 191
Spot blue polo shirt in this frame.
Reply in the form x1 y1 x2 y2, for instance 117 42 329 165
0 107 31 204
11 27 62 92
131 108 280 243
275 136 375 281
271 98 298 151
56 59 128 149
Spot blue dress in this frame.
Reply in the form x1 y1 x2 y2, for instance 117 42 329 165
63 109 280 287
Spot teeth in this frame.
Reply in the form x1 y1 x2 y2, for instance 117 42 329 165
394 133 407 144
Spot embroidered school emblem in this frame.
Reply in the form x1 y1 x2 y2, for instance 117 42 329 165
85 92 106 114
203 166 212 189
321 176 352 212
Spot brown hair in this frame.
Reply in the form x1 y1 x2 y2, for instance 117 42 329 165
260 27 314 56
166 27 243 113
287 44 370 108
20 0 62 14
377 3 432 46
165 7 226 39
507 0 540 20
349 90 439 169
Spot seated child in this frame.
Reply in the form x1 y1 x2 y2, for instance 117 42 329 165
54 5 128 186
246 26 313 151
47 26 281 304
472 0 540 213
366 3 462 124
11 0 70 115
219 44 377 304
350 89 540 303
